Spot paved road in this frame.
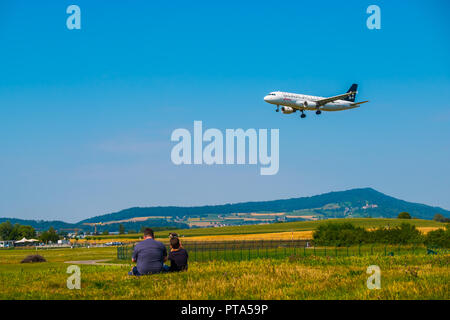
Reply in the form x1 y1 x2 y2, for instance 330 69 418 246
64 259 128 266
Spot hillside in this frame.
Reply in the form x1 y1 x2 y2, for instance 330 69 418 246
80 188 449 223
2 188 449 232
0 218 78 231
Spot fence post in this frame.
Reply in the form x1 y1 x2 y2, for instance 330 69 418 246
240 242 243 261
201 242 204 262
324 246 327 257
216 243 219 261
314 245 316 256
335 246 337 258
208 243 211 261
224 242 227 261
203 243 206 262
358 243 361 256
232 241 235 261
261 240 264 258
194 242 197 262
257 241 260 258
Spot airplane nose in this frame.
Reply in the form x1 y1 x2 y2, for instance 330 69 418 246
264 95 269 102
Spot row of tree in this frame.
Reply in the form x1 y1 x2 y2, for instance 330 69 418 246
0 221 60 243
0 221 35 240
395 212 449 222
98 224 180 236
433 214 450 223
313 222 450 247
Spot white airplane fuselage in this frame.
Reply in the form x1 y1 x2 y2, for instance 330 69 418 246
264 91 359 112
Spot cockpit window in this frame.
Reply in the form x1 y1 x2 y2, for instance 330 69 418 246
268 93 276 96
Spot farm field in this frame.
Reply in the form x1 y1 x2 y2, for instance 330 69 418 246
183 230 314 241
0 247 448 299
83 218 445 242
173 226 439 242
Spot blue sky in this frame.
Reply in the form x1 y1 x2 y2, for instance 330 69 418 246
1 0 449 222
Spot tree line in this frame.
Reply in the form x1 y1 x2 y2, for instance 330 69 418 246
0 221 60 243
313 222 450 247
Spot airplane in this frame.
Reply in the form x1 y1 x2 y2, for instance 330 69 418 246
263 84 368 118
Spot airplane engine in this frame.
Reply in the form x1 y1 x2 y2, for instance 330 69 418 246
281 106 295 114
303 101 317 108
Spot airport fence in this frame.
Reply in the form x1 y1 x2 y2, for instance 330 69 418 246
116 240 448 261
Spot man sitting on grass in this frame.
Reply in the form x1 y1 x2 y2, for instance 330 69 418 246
168 236 188 272
129 228 167 276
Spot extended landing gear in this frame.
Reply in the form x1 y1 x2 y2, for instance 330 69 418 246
300 110 306 118
316 110 322 115
276 105 279 112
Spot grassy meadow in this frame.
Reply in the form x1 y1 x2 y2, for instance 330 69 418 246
0 245 448 300
1 219 448 300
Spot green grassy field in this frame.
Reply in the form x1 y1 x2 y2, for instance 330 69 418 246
89 218 444 240
0 246 448 299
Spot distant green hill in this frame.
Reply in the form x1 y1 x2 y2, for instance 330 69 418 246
0 218 78 231
2 188 449 232
80 188 449 223
0 218 188 233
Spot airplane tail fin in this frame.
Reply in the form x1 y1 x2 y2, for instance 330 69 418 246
344 84 358 102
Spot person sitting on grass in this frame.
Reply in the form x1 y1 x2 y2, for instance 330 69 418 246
128 228 167 276
168 236 188 272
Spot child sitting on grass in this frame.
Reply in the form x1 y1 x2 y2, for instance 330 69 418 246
168 236 188 272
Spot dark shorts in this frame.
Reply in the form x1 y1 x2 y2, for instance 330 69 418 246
128 266 141 276
128 265 170 276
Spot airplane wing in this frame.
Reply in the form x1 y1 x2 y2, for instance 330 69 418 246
315 91 357 106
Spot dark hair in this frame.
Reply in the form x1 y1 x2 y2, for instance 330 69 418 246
169 232 178 239
143 228 154 238
170 237 180 249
